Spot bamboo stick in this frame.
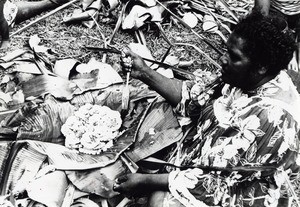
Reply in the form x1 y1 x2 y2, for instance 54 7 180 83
11 0 80 37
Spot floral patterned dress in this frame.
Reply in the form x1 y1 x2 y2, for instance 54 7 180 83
165 70 300 207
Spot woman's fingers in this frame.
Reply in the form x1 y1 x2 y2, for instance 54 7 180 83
115 175 128 184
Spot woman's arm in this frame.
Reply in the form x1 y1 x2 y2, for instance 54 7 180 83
121 48 183 106
0 0 10 48
254 0 271 16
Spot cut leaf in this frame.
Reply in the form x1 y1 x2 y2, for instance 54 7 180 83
182 12 198 28
0 91 12 103
139 0 156 7
81 0 94 10
122 4 163 30
128 43 157 67
202 15 218 32
54 59 78 79
106 0 119 10
28 35 49 53
71 198 99 207
22 75 77 100
0 49 28 63
27 171 68 207
12 61 42 74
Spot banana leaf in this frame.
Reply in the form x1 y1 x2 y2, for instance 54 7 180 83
0 141 47 196
66 159 129 198
122 2 163 30
22 75 78 100
125 97 183 162
0 141 13 187
26 171 69 207
2 96 75 144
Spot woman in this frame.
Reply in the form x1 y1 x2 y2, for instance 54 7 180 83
114 12 300 206
0 0 70 48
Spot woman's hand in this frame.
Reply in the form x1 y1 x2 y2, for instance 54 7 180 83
120 47 150 80
113 173 169 198
113 173 151 197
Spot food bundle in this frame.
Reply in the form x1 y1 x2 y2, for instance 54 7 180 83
61 103 122 154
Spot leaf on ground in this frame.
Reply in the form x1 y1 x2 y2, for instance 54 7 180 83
22 75 77 100
202 15 218 32
128 43 158 68
71 58 123 94
182 12 198 28
71 198 99 207
54 58 78 79
122 4 163 30
82 0 95 10
106 0 120 10
29 35 49 53
63 0 102 25
26 171 68 207
0 91 12 104
12 61 42 75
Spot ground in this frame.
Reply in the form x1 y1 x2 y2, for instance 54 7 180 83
0 0 240 82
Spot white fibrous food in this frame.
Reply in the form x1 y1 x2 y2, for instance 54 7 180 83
61 103 122 155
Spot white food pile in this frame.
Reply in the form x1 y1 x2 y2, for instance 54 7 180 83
61 103 122 154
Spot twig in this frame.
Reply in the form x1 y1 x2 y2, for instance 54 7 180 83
11 0 80 36
155 0 223 56
175 43 221 70
107 2 128 44
90 12 109 63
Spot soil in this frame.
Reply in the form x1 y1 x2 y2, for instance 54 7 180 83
0 0 244 83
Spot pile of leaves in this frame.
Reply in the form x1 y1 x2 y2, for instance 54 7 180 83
0 0 255 206
0 0 253 112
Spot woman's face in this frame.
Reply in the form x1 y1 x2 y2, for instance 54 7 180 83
220 33 258 90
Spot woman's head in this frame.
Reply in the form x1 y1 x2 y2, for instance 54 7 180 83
232 12 295 75
220 12 296 90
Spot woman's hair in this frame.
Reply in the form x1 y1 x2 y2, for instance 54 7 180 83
232 12 296 75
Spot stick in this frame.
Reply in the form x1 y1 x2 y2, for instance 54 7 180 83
11 0 80 37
